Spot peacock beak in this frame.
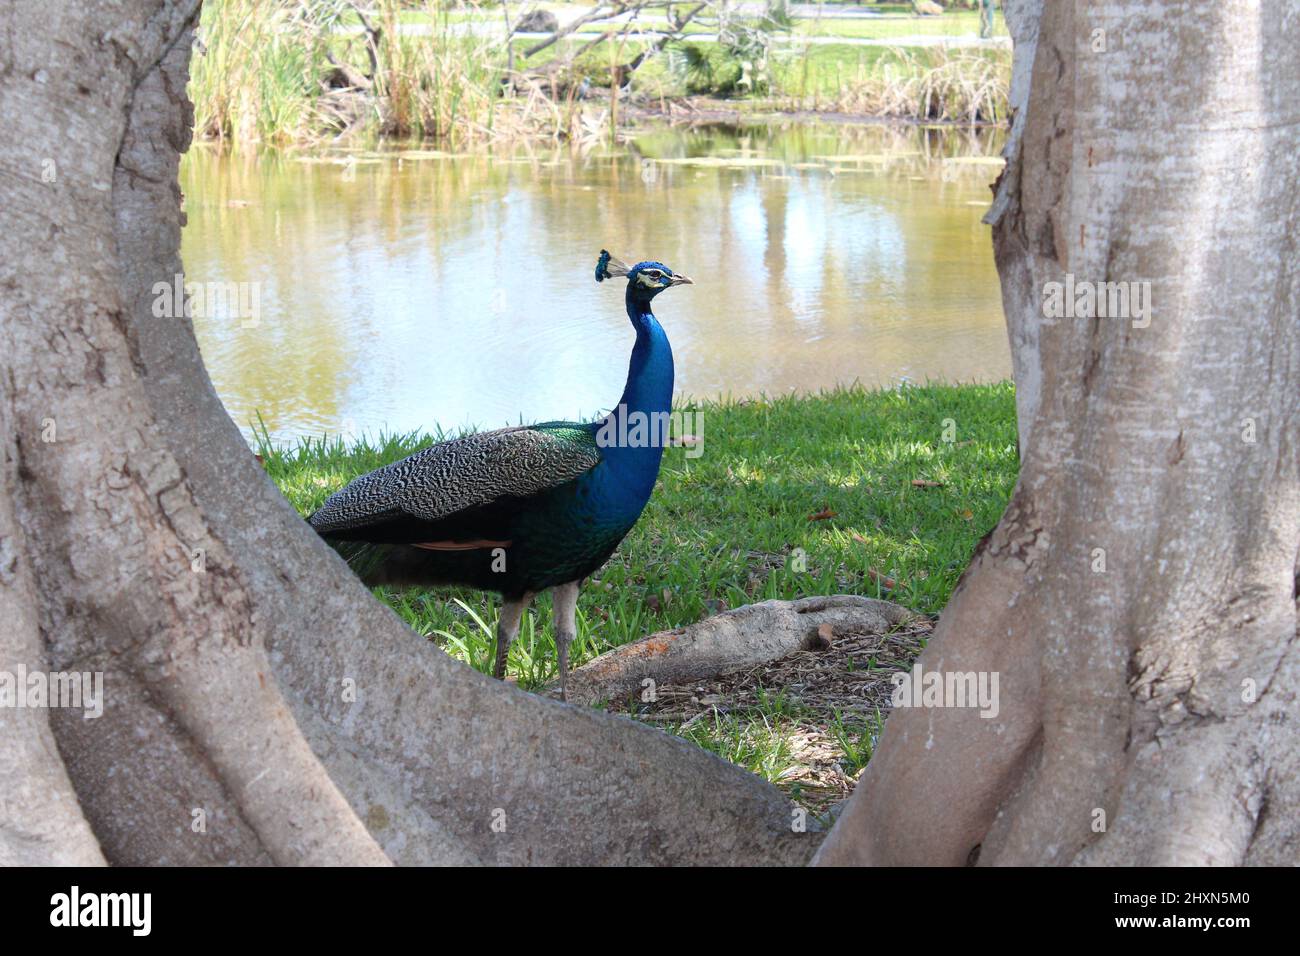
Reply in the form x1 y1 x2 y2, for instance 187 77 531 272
669 274 694 287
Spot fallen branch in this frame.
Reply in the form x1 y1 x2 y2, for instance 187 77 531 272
348 1 382 82
520 0 705 86
323 50 374 90
524 3 627 59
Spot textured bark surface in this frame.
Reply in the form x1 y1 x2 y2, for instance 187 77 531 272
0 413 106 866
815 0 1299 866
560 596 920 706
1 0 818 866
2 0 389 868
983 0 1045 452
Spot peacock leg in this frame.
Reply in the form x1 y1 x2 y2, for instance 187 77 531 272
493 592 533 681
551 580 581 701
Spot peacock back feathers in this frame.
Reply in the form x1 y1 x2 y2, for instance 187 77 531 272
309 423 601 536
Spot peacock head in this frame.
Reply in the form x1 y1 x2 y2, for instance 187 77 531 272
595 250 693 304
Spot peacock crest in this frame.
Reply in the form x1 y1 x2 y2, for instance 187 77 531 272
595 249 630 282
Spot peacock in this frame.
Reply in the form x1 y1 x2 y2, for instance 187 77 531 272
308 251 692 699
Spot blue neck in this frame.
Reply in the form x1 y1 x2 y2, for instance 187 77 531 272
616 289 674 415
597 288 674 499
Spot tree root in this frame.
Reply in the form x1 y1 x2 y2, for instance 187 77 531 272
556 595 923 707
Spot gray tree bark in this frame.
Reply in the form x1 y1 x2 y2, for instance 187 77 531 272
0 0 816 866
815 0 1299 865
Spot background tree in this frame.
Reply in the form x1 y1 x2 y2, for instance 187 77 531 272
0 0 812 866
815 0 1299 865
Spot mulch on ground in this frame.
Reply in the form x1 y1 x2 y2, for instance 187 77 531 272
609 616 933 816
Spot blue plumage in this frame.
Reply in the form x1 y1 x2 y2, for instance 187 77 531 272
310 251 693 697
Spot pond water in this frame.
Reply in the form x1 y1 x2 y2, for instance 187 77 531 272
179 123 1010 444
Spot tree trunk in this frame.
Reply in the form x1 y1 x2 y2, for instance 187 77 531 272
815 0 1299 865
0 0 816 866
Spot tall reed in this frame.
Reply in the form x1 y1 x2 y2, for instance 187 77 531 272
190 0 511 147
371 0 507 141
831 46 1011 125
190 0 331 145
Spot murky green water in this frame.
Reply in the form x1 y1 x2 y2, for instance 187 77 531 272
180 123 1009 443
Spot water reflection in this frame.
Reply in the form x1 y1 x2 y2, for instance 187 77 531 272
179 123 1010 443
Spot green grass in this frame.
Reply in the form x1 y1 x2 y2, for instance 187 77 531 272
264 381 1018 803
832 706 887 771
676 709 803 784
794 10 1009 41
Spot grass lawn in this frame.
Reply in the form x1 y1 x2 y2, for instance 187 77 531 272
794 10 1009 40
266 381 1018 813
